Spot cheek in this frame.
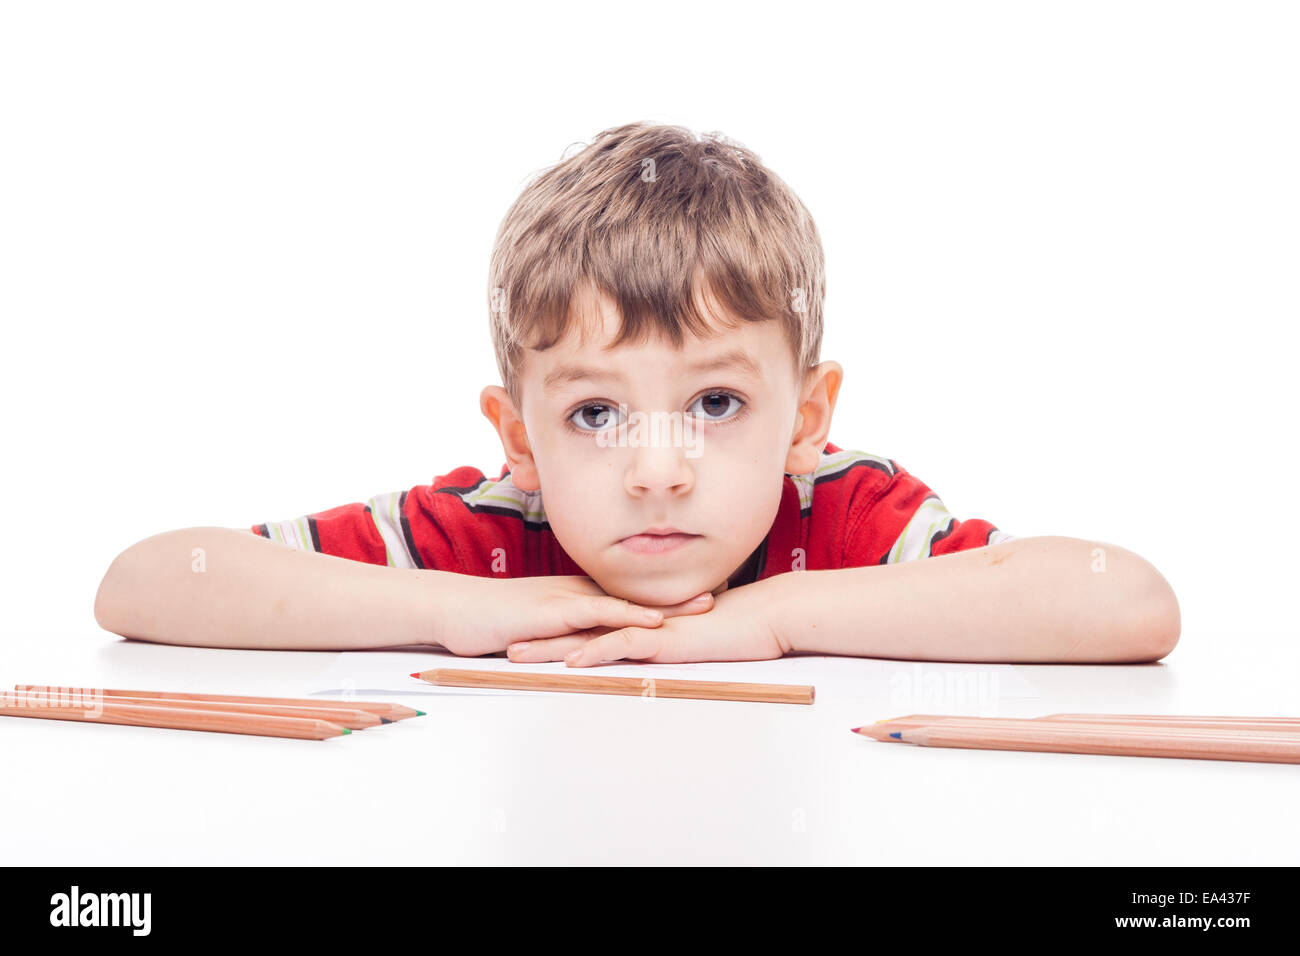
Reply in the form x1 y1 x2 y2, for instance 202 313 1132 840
533 455 607 537
531 433 585 481
702 425 788 480
700 459 783 525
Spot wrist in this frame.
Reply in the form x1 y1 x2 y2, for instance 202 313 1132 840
762 569 815 655
416 568 459 651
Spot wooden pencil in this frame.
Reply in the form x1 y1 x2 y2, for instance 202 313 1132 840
411 668 815 704
875 724 1300 764
10 687 381 730
875 713 1300 734
15 685 421 721
853 718 1300 764
0 692 348 740
1042 712 1300 727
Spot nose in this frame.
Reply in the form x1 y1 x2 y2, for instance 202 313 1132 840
624 439 695 498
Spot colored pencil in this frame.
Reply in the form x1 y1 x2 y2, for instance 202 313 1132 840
411 668 815 704
853 716 1300 764
10 687 381 729
1043 712 1300 727
15 684 422 721
875 713 1300 734
0 691 348 740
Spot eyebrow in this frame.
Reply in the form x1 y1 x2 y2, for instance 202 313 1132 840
542 347 765 394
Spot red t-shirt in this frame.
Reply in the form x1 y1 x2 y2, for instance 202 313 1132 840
251 441 1014 584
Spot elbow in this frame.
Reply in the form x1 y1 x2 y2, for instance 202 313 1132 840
93 554 126 634
1125 567 1181 663
1063 546 1181 663
94 545 147 637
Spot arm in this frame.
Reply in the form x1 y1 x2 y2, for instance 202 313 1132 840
93 527 445 650
768 535 1180 663
93 528 714 653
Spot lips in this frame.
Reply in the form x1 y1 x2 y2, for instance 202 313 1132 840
618 530 701 555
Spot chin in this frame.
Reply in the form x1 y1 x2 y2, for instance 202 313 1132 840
601 577 704 608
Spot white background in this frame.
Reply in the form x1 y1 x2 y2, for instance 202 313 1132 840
1 1 1297 865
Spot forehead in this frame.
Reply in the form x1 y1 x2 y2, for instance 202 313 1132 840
525 287 791 396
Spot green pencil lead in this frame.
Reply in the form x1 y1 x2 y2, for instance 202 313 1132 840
342 728 351 735
416 710 426 716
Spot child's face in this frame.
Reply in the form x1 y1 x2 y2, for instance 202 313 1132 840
481 287 841 607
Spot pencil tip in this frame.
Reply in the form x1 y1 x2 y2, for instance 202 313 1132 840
410 672 421 679
379 716 392 724
415 710 426 716
342 728 352 735
849 727 861 733
889 731 901 739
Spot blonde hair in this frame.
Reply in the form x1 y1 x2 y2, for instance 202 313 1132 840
487 121 825 410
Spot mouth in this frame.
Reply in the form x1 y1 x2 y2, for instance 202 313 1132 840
618 530 701 555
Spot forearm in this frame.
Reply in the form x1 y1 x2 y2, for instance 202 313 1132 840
94 527 445 650
770 536 1180 663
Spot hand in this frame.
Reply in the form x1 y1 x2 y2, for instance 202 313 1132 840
506 575 793 666
430 573 717 658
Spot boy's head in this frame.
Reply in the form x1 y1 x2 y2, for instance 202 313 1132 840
480 121 842 606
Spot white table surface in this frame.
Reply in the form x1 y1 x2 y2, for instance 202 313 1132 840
3 625 1298 866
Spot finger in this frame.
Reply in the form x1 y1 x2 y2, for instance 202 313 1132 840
507 634 594 663
564 626 667 667
558 595 666 633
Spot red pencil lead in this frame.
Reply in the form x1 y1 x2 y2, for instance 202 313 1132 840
410 672 422 679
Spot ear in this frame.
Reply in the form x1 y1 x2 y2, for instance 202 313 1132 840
480 385 541 491
785 361 843 476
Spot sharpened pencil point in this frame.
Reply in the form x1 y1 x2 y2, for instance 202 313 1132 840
850 727 861 733
380 716 392 724
342 728 351 735
889 731 901 739
415 710 426 716
410 672 422 679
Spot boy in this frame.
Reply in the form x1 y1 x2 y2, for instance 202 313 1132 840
94 121 1180 665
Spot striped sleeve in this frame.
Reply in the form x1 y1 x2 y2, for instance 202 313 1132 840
843 462 1016 567
251 489 433 569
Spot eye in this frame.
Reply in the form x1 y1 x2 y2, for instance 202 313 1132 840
688 391 745 422
568 402 626 432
